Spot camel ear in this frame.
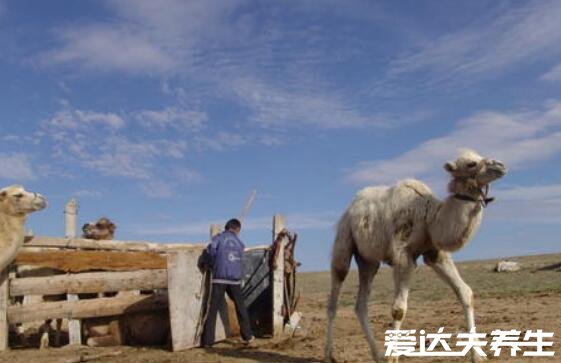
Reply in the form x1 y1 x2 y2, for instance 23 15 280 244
444 161 457 173
0 191 6 201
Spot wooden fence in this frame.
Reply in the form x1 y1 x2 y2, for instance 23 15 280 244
0 199 295 351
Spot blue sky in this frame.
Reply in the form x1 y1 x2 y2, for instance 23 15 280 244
1 0 561 271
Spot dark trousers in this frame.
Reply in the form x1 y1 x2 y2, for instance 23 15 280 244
201 282 253 346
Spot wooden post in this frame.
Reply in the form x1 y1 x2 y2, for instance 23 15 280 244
0 268 8 351
272 214 285 336
210 224 221 238
64 198 81 346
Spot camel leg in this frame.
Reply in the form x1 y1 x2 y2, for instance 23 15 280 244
424 251 487 363
388 254 415 363
39 320 51 349
325 216 353 363
354 255 383 363
54 319 62 347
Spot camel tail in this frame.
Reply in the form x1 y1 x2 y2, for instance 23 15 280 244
325 211 355 361
330 211 355 283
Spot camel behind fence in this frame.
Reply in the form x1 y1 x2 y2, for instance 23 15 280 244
0 199 300 351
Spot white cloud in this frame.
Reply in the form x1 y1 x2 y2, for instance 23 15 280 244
35 1 396 131
85 137 159 179
229 77 388 129
37 0 241 75
195 132 247 152
497 183 561 202
347 100 561 184
135 107 206 131
490 183 561 223
0 153 34 180
39 24 177 74
541 62 561 81
389 1 561 81
46 107 124 130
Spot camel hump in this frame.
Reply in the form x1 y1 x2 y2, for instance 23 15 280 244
400 179 432 196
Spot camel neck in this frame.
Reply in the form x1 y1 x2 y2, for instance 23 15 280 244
428 194 484 252
0 212 26 233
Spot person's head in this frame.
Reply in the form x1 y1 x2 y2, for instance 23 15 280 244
225 218 242 234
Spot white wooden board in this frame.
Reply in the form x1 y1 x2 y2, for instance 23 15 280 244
167 250 229 351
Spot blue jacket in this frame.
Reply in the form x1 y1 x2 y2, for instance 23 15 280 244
206 231 245 283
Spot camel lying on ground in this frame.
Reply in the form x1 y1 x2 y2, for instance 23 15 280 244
325 150 507 363
82 217 116 240
81 217 170 347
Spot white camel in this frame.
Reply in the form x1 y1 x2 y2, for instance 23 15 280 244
325 150 507 363
0 185 47 272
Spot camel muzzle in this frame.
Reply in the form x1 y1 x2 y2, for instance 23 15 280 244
33 194 48 210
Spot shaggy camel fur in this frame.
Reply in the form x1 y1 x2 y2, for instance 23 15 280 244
325 150 507 363
0 185 46 272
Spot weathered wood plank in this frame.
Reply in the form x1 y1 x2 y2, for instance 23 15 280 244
10 269 168 297
167 250 202 351
167 250 229 351
24 236 205 252
23 236 266 254
0 269 8 351
272 214 285 336
7 293 168 324
14 250 167 272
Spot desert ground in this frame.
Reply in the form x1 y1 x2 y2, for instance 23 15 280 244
2 253 560 363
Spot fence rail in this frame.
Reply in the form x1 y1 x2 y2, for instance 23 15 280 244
0 198 289 352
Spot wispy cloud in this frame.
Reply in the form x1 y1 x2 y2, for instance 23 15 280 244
38 24 177 74
135 107 206 131
133 211 337 236
36 0 241 75
46 106 125 130
34 0 398 131
228 76 388 129
194 132 247 152
389 1 561 82
347 100 561 184
0 153 34 181
541 62 561 82
37 103 208 198
491 183 561 223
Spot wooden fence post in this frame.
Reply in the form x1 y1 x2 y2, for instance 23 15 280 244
210 224 221 238
64 198 81 346
272 214 285 336
0 268 8 351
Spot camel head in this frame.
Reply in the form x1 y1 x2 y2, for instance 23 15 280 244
444 150 507 187
82 217 116 240
0 185 47 217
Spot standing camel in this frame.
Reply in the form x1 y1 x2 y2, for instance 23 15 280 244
0 185 47 272
325 150 506 363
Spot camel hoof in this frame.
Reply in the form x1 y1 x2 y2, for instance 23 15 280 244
324 355 338 363
39 332 49 349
